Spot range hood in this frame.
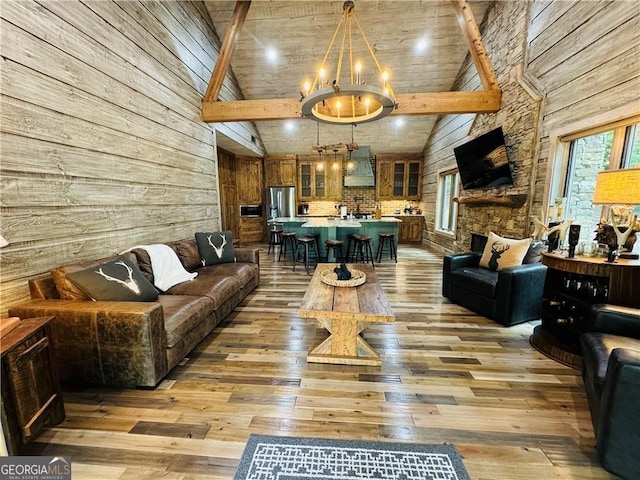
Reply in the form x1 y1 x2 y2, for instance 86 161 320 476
344 146 375 187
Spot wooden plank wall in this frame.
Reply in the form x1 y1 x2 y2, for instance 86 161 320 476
422 0 640 253
0 0 264 315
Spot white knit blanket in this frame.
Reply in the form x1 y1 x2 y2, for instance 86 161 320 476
121 244 197 291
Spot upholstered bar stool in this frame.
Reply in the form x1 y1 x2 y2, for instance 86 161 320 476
294 236 319 274
376 232 397 263
352 234 375 267
278 231 297 263
325 239 344 262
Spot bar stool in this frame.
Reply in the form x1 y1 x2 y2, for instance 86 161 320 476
294 236 319 274
352 234 375 267
267 227 282 255
325 239 344 262
376 232 397 263
278 232 297 263
345 233 357 262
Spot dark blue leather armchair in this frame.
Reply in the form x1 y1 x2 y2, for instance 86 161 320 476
442 251 547 326
581 304 640 480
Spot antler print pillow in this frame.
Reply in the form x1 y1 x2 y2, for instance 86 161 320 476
479 232 531 272
67 256 159 301
195 231 236 266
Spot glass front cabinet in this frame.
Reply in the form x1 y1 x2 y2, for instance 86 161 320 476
376 157 423 200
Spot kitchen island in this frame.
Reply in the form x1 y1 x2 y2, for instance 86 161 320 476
269 216 402 261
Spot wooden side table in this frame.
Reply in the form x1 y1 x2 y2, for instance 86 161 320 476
1 316 65 455
530 253 640 368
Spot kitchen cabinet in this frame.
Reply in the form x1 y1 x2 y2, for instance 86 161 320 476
298 157 342 201
264 155 297 187
395 215 424 243
376 157 423 200
1 317 65 455
530 253 640 368
219 150 265 243
239 217 265 243
236 157 263 204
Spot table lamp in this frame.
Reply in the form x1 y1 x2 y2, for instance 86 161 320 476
592 168 640 261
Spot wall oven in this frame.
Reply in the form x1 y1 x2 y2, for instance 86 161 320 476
239 204 263 217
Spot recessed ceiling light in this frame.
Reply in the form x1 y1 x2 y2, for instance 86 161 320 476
266 47 278 64
415 36 428 54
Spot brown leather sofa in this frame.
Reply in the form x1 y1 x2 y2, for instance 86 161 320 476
9 238 259 388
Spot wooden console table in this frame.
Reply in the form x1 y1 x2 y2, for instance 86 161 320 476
530 252 640 369
298 264 395 366
1 316 65 454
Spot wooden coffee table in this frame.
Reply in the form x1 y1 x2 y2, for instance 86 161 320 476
298 264 395 366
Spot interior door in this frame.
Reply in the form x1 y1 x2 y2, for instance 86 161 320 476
220 183 239 239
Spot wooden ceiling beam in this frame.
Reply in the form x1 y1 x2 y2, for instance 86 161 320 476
201 0 501 123
203 1 251 103
202 91 501 122
451 0 500 91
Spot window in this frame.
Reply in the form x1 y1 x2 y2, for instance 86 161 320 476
551 116 639 242
436 170 459 235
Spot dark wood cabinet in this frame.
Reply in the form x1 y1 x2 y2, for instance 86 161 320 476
297 157 342 201
239 217 265 243
236 157 263 204
1 316 65 455
264 155 297 187
531 253 640 368
396 215 424 243
376 156 423 200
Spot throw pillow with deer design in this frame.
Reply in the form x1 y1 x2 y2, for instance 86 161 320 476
195 231 236 266
479 232 531 271
66 256 159 301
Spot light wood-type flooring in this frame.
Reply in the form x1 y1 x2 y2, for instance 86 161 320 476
25 244 616 480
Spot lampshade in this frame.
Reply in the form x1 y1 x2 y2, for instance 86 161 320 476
592 168 640 205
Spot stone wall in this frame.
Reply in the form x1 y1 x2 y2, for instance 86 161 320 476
423 1 540 252
422 0 638 253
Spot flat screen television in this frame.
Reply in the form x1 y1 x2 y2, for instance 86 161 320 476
453 126 513 190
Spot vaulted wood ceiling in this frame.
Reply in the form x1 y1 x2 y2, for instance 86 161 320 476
204 1 494 157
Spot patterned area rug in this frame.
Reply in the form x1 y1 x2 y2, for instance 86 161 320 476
233 435 471 480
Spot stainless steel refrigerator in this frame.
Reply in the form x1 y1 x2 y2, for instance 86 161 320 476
268 186 296 219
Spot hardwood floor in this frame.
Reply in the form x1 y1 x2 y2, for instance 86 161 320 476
25 244 615 479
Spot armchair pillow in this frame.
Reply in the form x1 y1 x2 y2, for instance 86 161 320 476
195 231 236 266
67 255 159 301
479 232 531 271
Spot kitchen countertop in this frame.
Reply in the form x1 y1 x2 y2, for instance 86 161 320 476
301 218 362 228
268 216 404 223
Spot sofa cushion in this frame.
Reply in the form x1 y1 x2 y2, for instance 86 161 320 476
51 253 139 301
479 232 531 271
165 266 245 309
195 231 236 266
67 256 159 302
450 267 498 297
157 295 214 348
166 238 202 272
523 240 546 264
130 248 155 284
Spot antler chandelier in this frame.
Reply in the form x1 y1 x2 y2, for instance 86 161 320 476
300 0 397 125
